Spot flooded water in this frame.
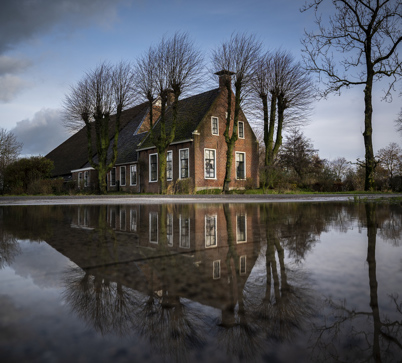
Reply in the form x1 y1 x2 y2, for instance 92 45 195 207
0 202 401 363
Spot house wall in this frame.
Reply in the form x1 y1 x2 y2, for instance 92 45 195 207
107 163 140 193
193 88 259 191
72 169 98 191
138 141 195 194
137 88 259 193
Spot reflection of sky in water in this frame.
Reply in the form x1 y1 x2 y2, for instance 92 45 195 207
9 240 75 288
304 227 401 317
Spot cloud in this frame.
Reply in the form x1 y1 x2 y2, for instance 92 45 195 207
0 55 32 102
0 0 126 53
11 108 70 156
0 74 30 102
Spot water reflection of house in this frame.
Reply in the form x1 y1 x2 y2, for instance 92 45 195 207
54 204 260 311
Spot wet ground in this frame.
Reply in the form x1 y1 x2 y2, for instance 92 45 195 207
1 201 401 362
0 193 400 205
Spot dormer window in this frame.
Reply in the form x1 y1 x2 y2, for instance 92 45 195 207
211 117 219 135
238 121 244 139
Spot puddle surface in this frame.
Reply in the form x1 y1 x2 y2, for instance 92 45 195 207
1 202 401 362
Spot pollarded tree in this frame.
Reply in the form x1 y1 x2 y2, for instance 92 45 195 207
135 32 203 194
0 128 22 193
301 0 402 191
64 62 136 194
252 50 314 169
212 33 262 193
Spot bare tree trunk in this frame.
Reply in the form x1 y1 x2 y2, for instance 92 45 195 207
364 73 375 191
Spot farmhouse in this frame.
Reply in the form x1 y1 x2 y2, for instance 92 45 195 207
46 72 259 192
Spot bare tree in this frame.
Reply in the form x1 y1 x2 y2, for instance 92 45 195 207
279 128 319 182
135 32 204 194
212 33 262 193
329 157 352 181
64 61 136 194
396 108 402 135
0 128 22 193
252 50 314 169
376 142 402 179
301 0 402 191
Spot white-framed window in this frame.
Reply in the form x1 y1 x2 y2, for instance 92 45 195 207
179 215 190 248
238 121 244 139
167 151 173 181
179 149 189 179
84 171 89 187
149 212 158 243
204 149 216 179
167 213 173 246
130 164 137 186
236 214 247 243
120 208 126 231
78 172 83 189
205 215 217 248
120 166 126 186
110 168 116 186
240 255 247 275
130 209 137 232
149 153 158 182
235 152 246 180
211 116 219 135
213 260 221 279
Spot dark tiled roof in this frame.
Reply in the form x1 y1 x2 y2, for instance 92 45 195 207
139 88 220 149
46 102 149 177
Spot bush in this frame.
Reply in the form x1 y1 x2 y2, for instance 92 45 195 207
172 179 194 194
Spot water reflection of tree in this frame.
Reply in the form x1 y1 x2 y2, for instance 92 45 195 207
253 205 316 341
63 204 206 362
310 203 402 362
0 218 21 268
215 204 265 360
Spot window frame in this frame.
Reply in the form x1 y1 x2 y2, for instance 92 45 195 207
240 255 247 275
149 212 158 244
130 208 137 232
110 167 116 186
236 213 247 243
83 171 89 187
130 164 137 186
149 153 158 182
213 260 221 279
120 166 126 186
78 172 83 189
211 116 219 135
205 214 218 248
179 215 190 249
167 213 173 246
204 148 217 180
166 150 173 181
238 121 245 139
179 148 189 179
120 208 126 231
235 151 246 180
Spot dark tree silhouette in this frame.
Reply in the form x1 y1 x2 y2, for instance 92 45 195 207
301 0 402 191
64 62 136 194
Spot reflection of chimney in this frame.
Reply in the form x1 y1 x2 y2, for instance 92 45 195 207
166 89 174 106
215 70 235 89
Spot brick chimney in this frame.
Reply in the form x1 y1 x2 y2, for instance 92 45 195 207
215 70 235 89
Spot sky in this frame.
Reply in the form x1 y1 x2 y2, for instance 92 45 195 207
0 0 400 162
